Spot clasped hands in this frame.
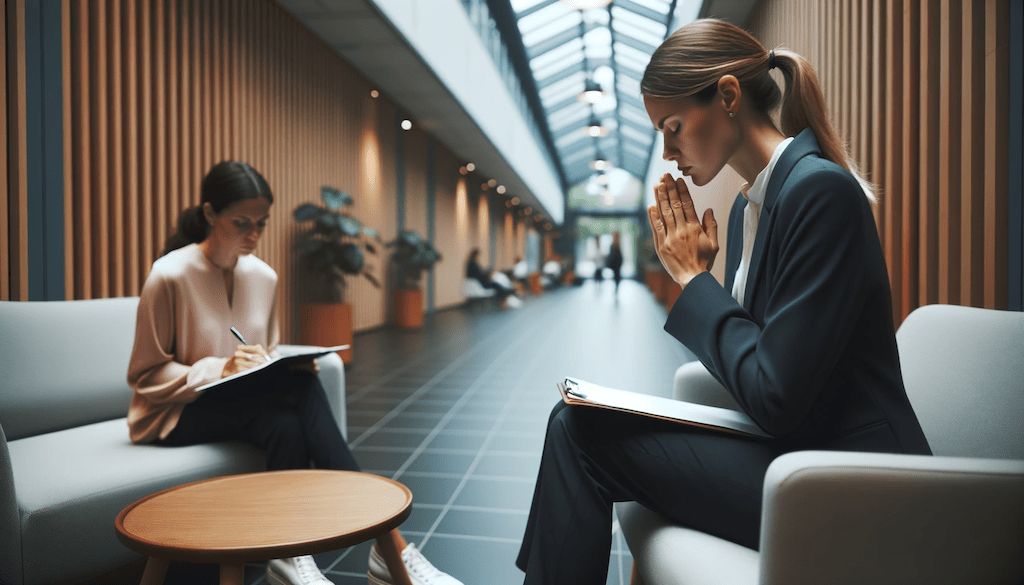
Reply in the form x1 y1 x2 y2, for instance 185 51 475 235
647 173 719 291
221 344 319 378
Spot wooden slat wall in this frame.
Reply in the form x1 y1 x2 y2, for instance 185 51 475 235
58 0 515 336
748 0 1010 321
3 0 29 301
433 151 464 310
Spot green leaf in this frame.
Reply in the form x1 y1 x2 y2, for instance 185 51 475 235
400 230 422 246
321 186 352 210
293 203 321 221
338 215 361 237
315 215 336 233
338 243 364 273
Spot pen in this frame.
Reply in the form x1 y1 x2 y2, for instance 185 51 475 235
229 326 270 362
229 325 248 344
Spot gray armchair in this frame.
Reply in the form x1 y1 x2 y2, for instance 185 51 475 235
619 305 1024 585
0 298 347 585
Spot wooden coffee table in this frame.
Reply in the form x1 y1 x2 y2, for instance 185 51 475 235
115 470 415 585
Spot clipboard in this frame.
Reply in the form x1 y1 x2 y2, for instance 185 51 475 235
558 377 770 439
196 345 349 392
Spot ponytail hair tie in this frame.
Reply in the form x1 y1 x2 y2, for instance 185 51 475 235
768 49 778 70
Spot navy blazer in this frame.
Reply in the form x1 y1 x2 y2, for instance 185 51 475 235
665 128 930 455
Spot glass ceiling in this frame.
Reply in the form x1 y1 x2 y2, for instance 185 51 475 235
509 0 702 189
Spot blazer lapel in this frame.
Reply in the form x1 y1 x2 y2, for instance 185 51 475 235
742 128 822 312
723 193 746 294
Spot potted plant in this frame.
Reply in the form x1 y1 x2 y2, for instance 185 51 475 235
293 186 381 362
387 230 442 329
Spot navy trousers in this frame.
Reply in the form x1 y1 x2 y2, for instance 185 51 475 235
158 368 359 472
517 401 780 585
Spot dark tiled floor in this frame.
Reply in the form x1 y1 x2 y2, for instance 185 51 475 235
164 280 693 585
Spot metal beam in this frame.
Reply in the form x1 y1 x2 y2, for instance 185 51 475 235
485 0 569 191
615 0 668 24
553 114 615 141
536 56 612 89
536 60 587 89
528 19 603 60
642 0 680 185
613 30 660 56
516 0 558 21
607 3 625 182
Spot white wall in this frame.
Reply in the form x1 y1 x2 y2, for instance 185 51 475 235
370 0 565 223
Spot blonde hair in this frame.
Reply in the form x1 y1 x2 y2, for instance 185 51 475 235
642 19 875 202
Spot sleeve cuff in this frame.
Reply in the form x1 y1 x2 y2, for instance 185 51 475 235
186 356 229 390
663 271 741 354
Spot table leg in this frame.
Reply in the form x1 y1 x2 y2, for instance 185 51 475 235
219 563 245 585
376 532 414 585
630 562 642 585
139 557 168 585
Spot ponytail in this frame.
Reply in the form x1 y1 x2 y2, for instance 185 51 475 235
642 19 875 203
161 205 210 256
773 49 876 202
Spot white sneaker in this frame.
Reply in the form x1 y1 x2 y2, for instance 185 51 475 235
367 542 464 585
266 555 333 585
505 296 523 309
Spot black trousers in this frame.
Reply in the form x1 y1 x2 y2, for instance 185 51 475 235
158 369 359 472
516 402 781 585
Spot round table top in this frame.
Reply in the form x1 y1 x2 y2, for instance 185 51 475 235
115 470 412 562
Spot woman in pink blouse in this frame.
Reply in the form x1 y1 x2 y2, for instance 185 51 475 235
127 161 461 585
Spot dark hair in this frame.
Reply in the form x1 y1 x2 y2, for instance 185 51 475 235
161 161 274 256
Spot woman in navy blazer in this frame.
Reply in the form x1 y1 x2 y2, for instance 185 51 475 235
516 19 930 585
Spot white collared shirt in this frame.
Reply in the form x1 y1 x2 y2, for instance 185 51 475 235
731 137 794 306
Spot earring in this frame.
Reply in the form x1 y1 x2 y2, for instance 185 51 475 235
728 112 736 118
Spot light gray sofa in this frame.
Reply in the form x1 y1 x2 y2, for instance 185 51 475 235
0 298 347 585
619 304 1024 585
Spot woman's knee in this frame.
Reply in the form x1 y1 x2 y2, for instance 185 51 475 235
546 401 591 445
266 411 305 443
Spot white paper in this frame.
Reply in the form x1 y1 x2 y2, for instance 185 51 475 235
561 377 770 439
196 345 348 392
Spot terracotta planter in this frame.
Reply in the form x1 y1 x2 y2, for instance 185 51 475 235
644 270 661 295
650 271 667 303
394 289 424 329
299 302 353 364
528 273 543 295
662 276 681 309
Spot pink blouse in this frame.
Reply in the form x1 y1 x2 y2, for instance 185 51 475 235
126 243 279 443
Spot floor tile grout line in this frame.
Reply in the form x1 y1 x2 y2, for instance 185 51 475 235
345 305 524 403
387 298 565 482
346 305 535 450
325 300 561 573
418 308 562 551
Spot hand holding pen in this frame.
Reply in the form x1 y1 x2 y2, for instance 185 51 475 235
221 326 271 378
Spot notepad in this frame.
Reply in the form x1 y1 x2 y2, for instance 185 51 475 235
196 345 349 392
558 377 770 439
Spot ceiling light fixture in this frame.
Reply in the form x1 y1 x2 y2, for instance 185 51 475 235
579 78 604 104
586 111 606 137
465 162 476 172
400 119 412 131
